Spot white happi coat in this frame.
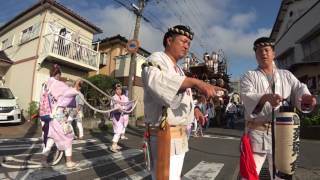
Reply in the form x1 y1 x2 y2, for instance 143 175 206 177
142 51 194 154
240 66 311 153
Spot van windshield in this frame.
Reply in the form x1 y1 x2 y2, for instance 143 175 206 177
0 88 15 99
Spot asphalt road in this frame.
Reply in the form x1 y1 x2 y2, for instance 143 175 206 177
0 123 319 180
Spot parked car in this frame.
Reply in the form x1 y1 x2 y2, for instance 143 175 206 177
0 86 22 124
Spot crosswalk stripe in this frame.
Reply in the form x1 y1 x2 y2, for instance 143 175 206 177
96 162 148 180
0 137 40 143
0 139 97 151
182 161 224 180
0 138 97 144
200 134 239 140
74 143 110 152
0 149 143 180
118 169 150 180
1 143 112 158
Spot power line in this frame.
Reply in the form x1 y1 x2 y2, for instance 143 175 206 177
111 0 132 11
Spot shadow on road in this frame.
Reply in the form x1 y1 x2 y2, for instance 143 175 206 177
0 118 66 180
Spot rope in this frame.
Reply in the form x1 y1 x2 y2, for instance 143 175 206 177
80 78 135 105
1 150 63 169
79 94 138 114
78 78 137 114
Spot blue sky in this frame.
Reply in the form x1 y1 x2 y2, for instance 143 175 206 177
0 0 282 80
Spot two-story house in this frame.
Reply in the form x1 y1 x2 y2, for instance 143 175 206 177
270 0 320 95
0 0 102 113
93 35 151 118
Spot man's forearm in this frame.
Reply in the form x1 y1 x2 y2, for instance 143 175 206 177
180 77 200 91
252 95 265 114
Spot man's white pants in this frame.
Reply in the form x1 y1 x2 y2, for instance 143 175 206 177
149 135 185 180
248 152 284 180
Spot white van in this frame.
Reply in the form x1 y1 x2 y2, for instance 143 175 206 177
0 86 22 124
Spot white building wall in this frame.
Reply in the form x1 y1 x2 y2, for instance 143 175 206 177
275 0 320 64
0 13 43 61
115 54 146 77
0 5 99 114
5 60 35 112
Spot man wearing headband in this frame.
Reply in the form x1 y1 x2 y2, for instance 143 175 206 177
240 37 316 179
142 25 223 179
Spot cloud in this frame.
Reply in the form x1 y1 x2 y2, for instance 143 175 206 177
61 0 273 62
208 26 271 58
230 11 257 29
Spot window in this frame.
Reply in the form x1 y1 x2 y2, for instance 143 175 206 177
20 23 40 44
276 48 294 69
100 52 109 65
0 88 14 99
1 36 13 50
302 32 320 61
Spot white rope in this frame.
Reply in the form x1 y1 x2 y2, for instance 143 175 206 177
78 78 137 114
80 78 135 105
1 151 63 169
79 95 137 114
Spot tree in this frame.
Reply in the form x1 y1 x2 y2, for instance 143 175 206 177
82 74 120 115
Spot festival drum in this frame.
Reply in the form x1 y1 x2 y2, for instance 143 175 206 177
275 111 300 176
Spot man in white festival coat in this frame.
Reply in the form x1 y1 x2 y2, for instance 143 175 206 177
142 25 222 180
240 37 317 179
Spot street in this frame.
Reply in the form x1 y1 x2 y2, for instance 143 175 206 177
0 122 319 180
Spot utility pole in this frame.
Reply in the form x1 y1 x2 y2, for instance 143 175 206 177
127 0 145 100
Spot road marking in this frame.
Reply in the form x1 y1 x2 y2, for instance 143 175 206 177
0 137 41 143
0 149 142 180
200 134 240 140
96 162 149 180
0 143 40 151
0 139 97 151
0 137 97 144
119 169 150 180
182 161 224 180
74 143 111 152
1 143 112 159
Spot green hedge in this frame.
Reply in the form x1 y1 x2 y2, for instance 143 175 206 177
300 105 320 126
27 101 39 123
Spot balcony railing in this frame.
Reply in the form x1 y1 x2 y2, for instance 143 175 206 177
41 33 99 71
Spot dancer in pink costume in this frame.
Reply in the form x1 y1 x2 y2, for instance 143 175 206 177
109 83 131 152
41 64 79 168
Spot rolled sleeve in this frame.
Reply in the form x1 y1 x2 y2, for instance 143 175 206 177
240 72 273 120
142 66 185 108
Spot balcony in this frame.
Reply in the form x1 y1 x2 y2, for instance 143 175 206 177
40 33 99 71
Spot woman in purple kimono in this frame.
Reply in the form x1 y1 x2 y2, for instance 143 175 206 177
109 83 130 152
41 64 79 168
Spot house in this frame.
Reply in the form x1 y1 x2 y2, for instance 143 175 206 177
0 0 102 113
0 51 13 79
93 35 151 118
270 0 320 95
